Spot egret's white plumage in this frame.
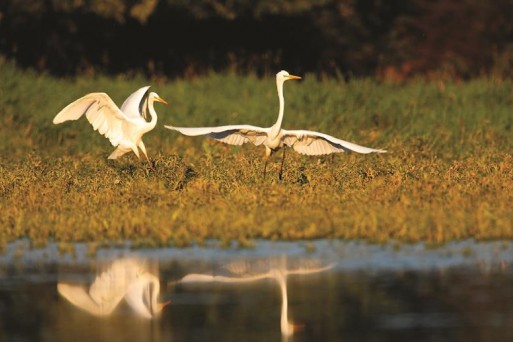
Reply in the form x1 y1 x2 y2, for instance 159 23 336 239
178 257 334 337
53 86 167 161
165 70 385 177
57 258 167 319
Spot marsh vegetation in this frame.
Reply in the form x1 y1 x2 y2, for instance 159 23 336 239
1 62 512 247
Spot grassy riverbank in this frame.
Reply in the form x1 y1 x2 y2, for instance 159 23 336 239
1 61 513 247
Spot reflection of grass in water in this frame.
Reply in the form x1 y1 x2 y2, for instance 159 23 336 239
1 61 513 247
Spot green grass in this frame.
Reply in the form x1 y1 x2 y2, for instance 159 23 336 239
1 60 513 248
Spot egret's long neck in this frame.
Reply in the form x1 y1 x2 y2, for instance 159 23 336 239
277 272 291 336
126 274 159 318
143 99 158 133
270 79 285 139
150 277 160 315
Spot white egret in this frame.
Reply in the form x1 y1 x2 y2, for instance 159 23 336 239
58 258 168 319
53 86 168 162
165 70 386 178
178 257 334 337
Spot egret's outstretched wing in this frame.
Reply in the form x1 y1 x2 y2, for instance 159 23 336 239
120 86 150 119
88 268 131 307
53 93 140 147
281 129 386 155
179 273 271 284
165 125 269 146
284 262 336 276
57 283 122 316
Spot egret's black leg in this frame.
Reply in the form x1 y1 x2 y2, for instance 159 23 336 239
279 148 286 181
144 155 156 172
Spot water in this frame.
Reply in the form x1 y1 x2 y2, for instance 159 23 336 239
1 239 513 341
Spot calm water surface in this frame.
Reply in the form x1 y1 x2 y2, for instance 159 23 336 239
1 240 513 341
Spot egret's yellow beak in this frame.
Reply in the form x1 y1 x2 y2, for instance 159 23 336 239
153 300 171 315
160 300 171 309
156 97 168 105
293 323 305 332
286 75 302 80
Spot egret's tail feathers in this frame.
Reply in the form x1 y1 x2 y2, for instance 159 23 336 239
108 146 131 160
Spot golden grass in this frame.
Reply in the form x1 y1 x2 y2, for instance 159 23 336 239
2 147 513 247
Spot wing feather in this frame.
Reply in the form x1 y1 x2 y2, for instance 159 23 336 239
179 273 271 284
281 129 386 155
53 93 141 147
120 86 151 119
165 124 269 146
57 283 120 316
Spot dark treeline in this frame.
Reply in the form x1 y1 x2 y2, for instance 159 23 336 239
2 0 513 79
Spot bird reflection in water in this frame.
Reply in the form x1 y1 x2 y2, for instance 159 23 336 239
58 257 169 319
178 255 334 338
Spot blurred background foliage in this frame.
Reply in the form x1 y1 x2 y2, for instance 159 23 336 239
2 0 513 79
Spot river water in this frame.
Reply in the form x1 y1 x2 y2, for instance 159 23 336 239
1 239 513 341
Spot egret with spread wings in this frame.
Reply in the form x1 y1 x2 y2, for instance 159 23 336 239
165 70 386 178
53 86 167 162
177 257 335 338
